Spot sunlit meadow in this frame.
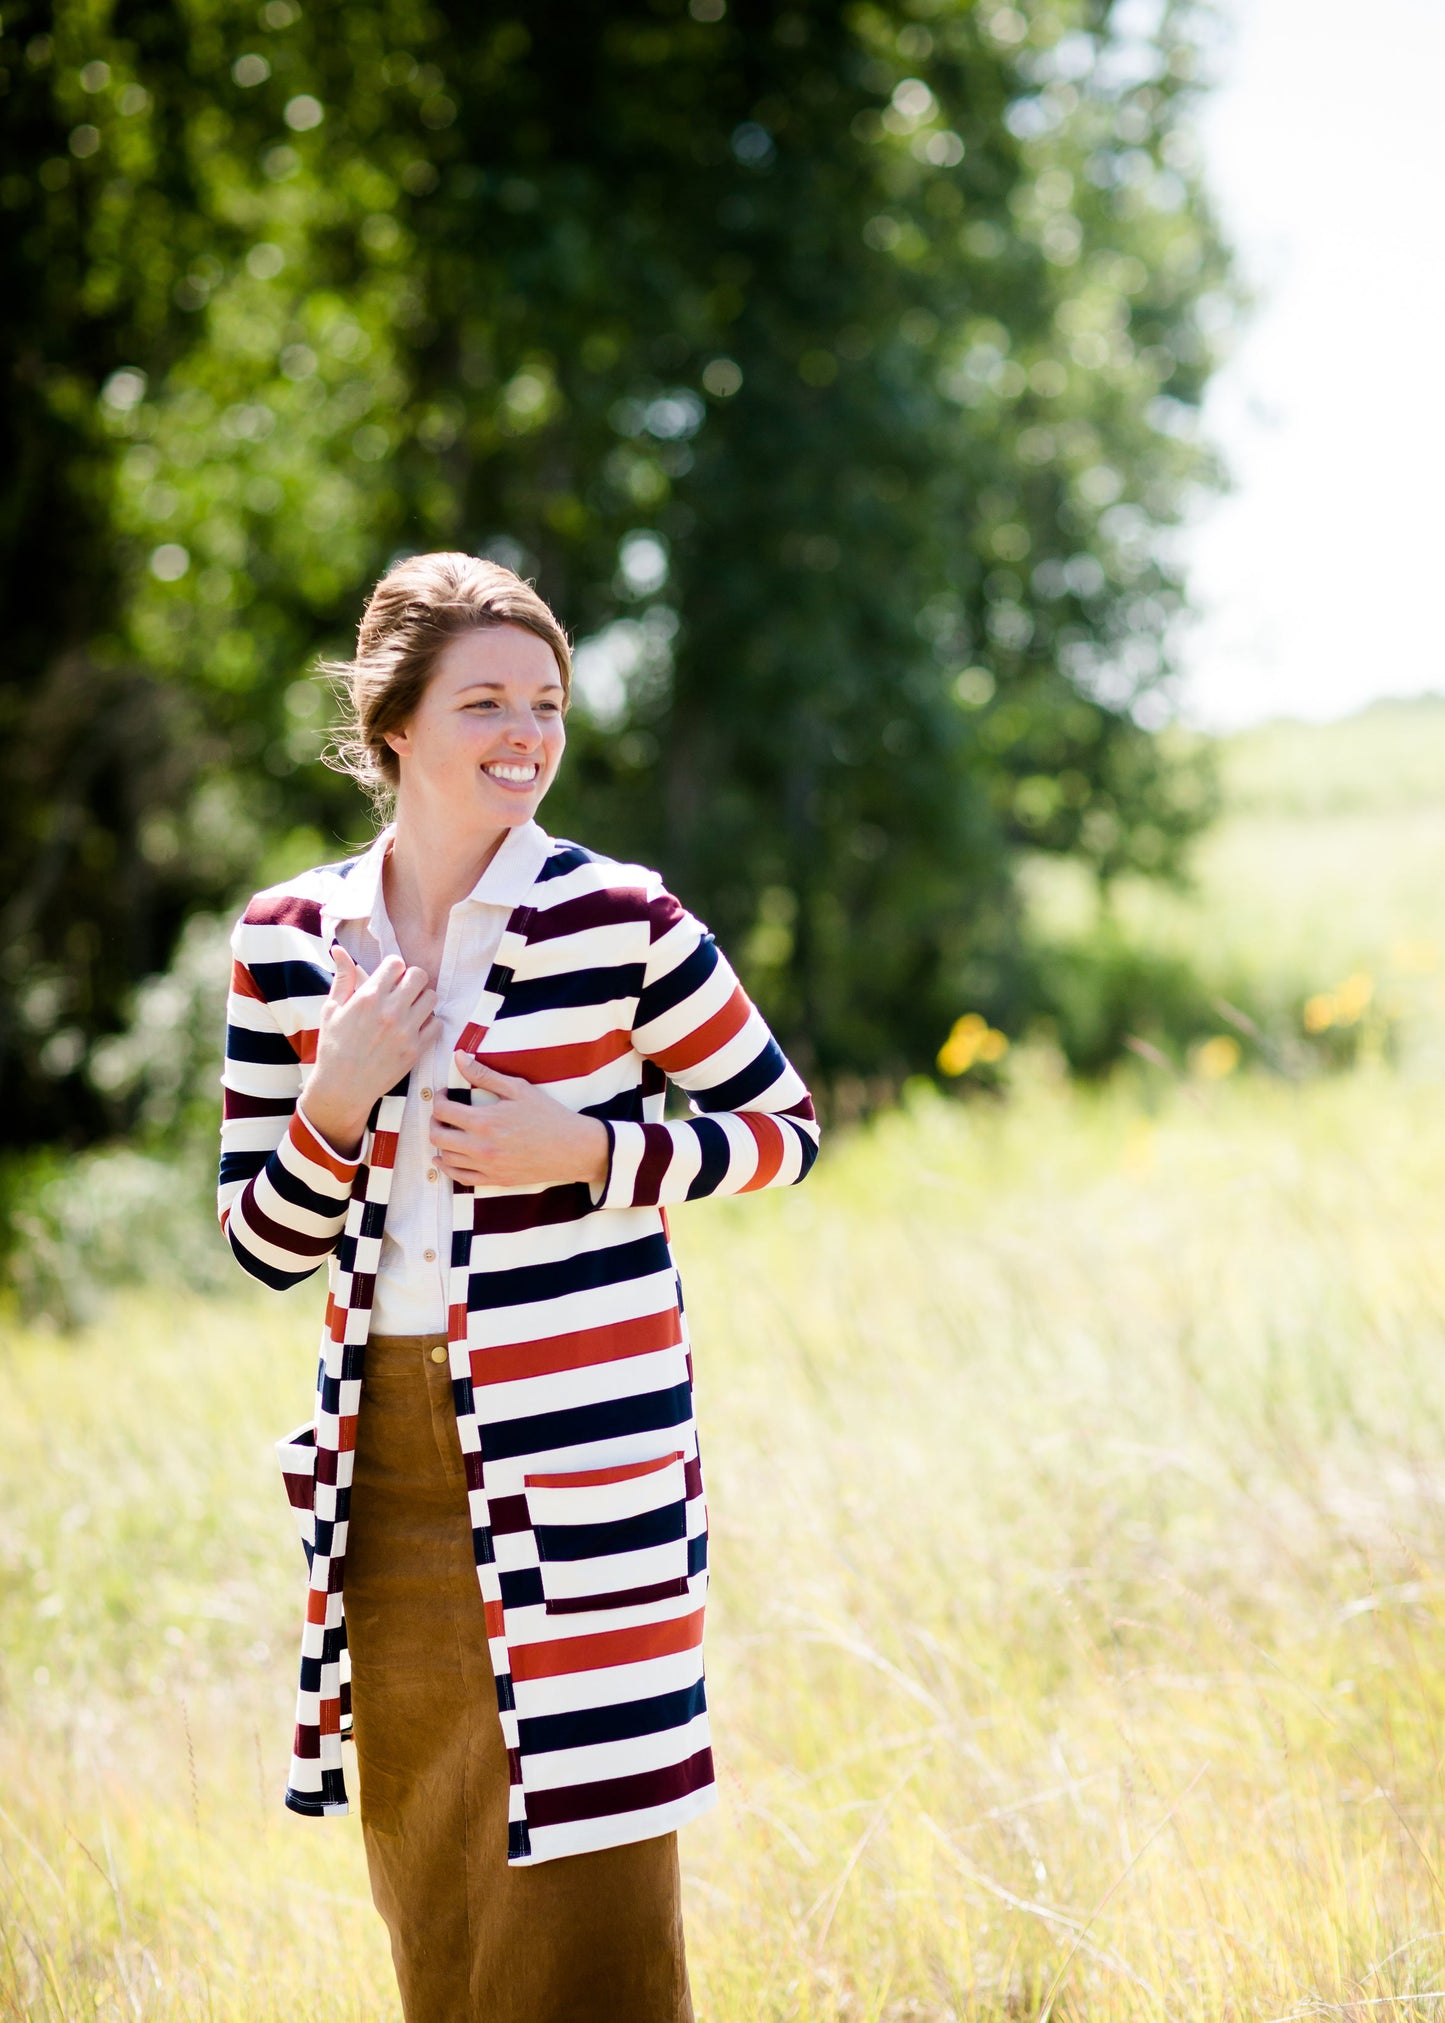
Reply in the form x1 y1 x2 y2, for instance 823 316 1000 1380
6 702 1445 2020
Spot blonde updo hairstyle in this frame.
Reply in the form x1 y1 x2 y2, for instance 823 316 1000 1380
326 551 572 807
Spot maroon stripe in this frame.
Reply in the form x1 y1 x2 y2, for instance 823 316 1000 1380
224 1088 295 1119
524 888 650 944
633 1123 674 1207
646 891 687 942
544 1576 689 1616
472 1180 596 1236
236 1190 337 1258
780 1093 818 1123
489 1493 531 1535
244 894 323 933
525 1747 715 1830
292 1722 322 1759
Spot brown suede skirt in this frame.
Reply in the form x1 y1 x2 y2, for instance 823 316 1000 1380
344 1333 695 2023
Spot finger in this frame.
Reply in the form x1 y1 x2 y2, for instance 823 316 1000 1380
328 944 362 1000
430 1096 476 1131
397 964 433 1006
362 953 408 995
455 1052 528 1096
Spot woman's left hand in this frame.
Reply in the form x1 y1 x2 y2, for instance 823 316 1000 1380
429 1053 610 1192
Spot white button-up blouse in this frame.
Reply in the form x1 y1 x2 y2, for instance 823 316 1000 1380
322 818 552 1336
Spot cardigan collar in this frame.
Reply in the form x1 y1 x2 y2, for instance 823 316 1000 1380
325 820 551 936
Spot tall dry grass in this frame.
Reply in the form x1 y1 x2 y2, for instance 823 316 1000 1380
7 1064 1445 2019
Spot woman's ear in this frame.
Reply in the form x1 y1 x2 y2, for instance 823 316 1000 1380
383 723 411 759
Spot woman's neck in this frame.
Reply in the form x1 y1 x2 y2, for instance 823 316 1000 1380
384 799 512 943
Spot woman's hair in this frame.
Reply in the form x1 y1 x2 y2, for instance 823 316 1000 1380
324 551 572 804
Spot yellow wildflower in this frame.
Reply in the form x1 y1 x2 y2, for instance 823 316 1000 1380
1333 972 1373 1025
1193 1035 1240 1081
937 1013 1009 1077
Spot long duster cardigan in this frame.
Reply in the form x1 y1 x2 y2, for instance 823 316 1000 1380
217 829 819 1864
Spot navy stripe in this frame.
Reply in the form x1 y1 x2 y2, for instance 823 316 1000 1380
493 964 645 1018
518 1680 707 1759
246 957 330 1002
794 1122 820 1180
500 1567 546 1610
537 840 602 881
227 1221 314 1291
535 1500 686 1563
265 1153 354 1223
481 1381 693 1464
466 1232 671 1313
586 1087 648 1124
694 1038 788 1114
225 1022 297 1066
685 1117 732 1200
219 1149 268 1187
635 937 716 1029
688 1532 708 1577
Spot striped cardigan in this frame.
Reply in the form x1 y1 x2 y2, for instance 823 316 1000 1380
218 829 819 1863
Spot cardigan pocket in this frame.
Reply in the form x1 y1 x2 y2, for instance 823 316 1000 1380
524 1451 690 1615
276 1421 318 1572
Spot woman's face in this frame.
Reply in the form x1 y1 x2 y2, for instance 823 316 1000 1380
384 623 567 832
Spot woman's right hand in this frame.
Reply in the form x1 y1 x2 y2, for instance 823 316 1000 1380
299 947 438 1159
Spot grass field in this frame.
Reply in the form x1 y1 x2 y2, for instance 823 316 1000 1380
1024 698 1445 1070
6 702 1445 2020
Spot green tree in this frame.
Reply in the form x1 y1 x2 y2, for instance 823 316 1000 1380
1 0 1227 1147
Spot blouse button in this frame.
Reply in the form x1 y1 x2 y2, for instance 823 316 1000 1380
430 1346 447 1364
421 1086 433 1101
427 1167 438 1183
423 1248 436 1263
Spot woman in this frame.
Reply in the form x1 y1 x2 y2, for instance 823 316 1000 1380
217 552 819 2022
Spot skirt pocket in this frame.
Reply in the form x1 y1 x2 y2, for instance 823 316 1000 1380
524 1451 690 1615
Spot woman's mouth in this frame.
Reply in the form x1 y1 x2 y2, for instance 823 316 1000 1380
483 761 540 789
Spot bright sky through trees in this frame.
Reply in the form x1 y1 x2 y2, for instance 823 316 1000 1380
1180 0 1445 727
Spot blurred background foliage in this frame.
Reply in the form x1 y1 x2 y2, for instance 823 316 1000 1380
3 0 1229 1177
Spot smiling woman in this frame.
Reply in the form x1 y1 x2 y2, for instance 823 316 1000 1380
215 552 820 2023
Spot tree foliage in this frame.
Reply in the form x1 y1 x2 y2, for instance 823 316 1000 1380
1 0 1227 1147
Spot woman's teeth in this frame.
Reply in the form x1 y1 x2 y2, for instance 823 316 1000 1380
484 762 538 783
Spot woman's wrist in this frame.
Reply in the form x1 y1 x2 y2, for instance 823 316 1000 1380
577 1115 610 1190
298 1086 369 1162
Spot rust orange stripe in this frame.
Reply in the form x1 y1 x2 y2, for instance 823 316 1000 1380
738 1111 786 1192
469 1308 683 1388
479 1028 633 1083
649 984 751 1074
230 958 265 1002
509 1608 705 1682
525 1450 682 1491
289 1108 358 1185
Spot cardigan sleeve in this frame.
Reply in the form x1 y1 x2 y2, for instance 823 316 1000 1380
593 885 820 1209
217 916 360 1290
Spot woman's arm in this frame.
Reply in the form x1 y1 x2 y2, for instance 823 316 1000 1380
217 918 363 1290
593 886 820 1208
219 919 439 1287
